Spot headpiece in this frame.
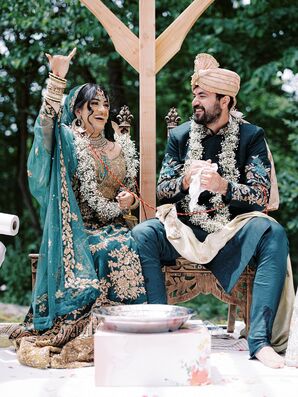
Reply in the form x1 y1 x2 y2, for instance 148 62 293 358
191 53 240 99
93 88 108 103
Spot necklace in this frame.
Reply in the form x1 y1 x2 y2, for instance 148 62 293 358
182 116 240 233
88 132 109 149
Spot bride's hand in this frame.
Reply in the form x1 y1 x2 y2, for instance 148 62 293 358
45 48 76 79
116 191 135 209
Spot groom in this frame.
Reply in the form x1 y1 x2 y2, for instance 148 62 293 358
133 53 291 368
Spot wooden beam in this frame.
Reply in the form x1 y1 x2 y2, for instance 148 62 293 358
79 0 214 221
139 0 156 220
155 0 215 73
80 0 139 72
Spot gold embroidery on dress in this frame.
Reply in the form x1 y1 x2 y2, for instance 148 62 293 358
9 266 144 368
72 151 127 228
107 245 146 300
59 144 99 290
89 234 128 254
95 153 126 199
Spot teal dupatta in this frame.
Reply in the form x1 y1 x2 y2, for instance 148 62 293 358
28 87 101 330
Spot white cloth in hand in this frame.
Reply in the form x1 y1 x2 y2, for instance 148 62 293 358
189 163 218 211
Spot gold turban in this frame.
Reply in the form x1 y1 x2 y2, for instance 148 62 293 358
191 53 240 98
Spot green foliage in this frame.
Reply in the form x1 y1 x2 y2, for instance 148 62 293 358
182 295 228 324
0 0 297 309
278 105 298 233
0 239 33 306
0 210 41 305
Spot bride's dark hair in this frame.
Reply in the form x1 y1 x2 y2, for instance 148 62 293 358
73 83 115 141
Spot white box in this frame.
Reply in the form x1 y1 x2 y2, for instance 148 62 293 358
94 322 211 387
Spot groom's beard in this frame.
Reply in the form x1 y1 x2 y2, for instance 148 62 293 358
193 102 222 125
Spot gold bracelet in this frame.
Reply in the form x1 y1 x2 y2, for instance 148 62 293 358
47 81 65 96
47 82 64 96
48 74 66 89
49 72 67 84
129 195 140 210
44 73 67 104
44 91 64 103
44 94 62 103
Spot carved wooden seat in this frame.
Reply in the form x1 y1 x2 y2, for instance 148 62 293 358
164 258 255 333
29 253 38 289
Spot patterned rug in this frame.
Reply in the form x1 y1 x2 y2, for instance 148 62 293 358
211 334 249 351
0 323 19 348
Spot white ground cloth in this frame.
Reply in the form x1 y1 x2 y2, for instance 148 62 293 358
1 344 298 397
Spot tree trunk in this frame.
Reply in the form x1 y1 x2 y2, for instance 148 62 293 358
107 57 127 114
107 56 139 143
15 76 41 233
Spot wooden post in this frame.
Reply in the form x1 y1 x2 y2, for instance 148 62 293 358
79 0 214 220
156 0 215 73
80 0 139 72
139 0 156 220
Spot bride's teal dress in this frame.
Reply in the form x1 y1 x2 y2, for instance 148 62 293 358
10 86 146 368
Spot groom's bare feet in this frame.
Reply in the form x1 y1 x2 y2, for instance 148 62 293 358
255 346 284 368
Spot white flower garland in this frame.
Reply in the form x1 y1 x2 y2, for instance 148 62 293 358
115 133 139 189
74 131 138 223
182 117 240 233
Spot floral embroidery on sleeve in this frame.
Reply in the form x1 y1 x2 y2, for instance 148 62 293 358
39 99 57 152
157 153 184 201
230 155 270 206
40 99 56 120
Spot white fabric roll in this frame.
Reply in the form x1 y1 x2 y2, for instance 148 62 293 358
0 241 6 267
0 213 20 236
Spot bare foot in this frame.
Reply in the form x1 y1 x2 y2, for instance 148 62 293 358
255 346 284 369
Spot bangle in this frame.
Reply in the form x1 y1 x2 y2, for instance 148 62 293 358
49 72 67 84
44 73 67 104
129 195 139 210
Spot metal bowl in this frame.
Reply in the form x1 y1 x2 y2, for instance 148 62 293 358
94 304 195 333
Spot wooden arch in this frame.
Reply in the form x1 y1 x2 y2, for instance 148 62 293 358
80 0 215 219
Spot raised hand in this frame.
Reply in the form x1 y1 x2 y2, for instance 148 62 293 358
45 48 77 79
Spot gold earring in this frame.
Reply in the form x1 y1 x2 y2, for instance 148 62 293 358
72 117 86 135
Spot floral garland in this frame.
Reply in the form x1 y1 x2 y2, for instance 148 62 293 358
182 116 241 233
115 133 139 189
74 131 139 223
